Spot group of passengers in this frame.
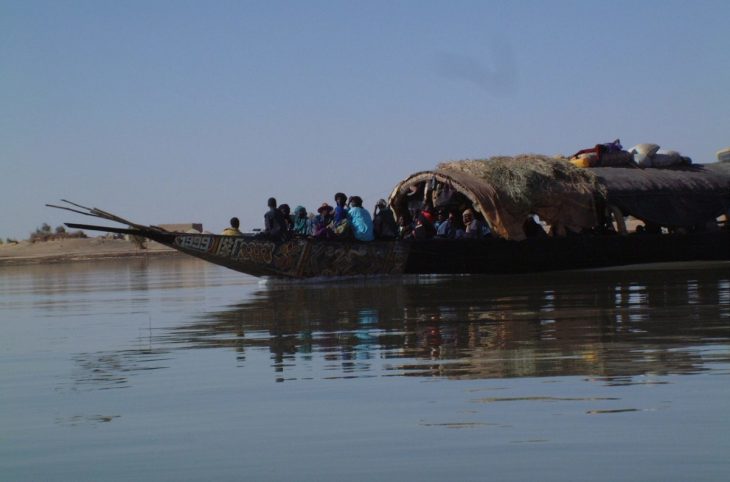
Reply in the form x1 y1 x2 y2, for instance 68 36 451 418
240 193 399 242
397 206 492 240
223 193 498 242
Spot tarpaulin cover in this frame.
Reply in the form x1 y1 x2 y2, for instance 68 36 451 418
592 165 730 227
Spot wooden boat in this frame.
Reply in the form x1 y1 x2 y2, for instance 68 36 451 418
52 219 730 278
48 157 730 278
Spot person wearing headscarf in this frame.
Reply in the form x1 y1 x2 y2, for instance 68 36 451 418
331 192 351 237
373 199 398 239
292 205 311 236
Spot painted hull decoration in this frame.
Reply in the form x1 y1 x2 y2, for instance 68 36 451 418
176 234 276 264
171 233 409 278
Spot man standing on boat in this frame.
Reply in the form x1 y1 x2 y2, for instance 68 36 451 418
264 197 288 241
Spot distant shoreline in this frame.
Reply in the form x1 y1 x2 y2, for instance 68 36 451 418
0 237 181 267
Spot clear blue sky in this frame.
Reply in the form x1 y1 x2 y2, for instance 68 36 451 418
2 0 729 239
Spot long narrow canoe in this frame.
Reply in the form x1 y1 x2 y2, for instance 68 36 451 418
63 221 730 278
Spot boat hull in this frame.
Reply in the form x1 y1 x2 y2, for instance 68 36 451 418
61 222 730 278
169 234 410 278
165 231 730 278
403 231 730 275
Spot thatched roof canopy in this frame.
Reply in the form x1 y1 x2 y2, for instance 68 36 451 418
389 155 604 240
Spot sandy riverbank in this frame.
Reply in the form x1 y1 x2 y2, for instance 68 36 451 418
0 237 180 266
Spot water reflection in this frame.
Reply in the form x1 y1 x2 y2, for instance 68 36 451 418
7 260 728 480
67 349 171 391
159 266 730 382
0 257 224 297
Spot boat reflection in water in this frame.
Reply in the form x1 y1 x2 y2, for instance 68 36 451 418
162 263 730 383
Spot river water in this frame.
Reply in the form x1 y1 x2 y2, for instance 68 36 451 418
1 257 729 481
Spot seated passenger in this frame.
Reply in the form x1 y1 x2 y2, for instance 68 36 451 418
523 215 547 239
373 199 398 239
398 213 414 240
414 208 436 240
292 206 311 236
333 192 348 224
346 196 374 241
463 209 488 239
312 203 334 238
405 184 423 221
332 192 350 236
433 209 445 232
645 223 662 235
435 209 456 238
221 217 243 236
278 204 293 232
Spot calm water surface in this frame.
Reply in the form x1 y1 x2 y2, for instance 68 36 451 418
1 257 729 481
